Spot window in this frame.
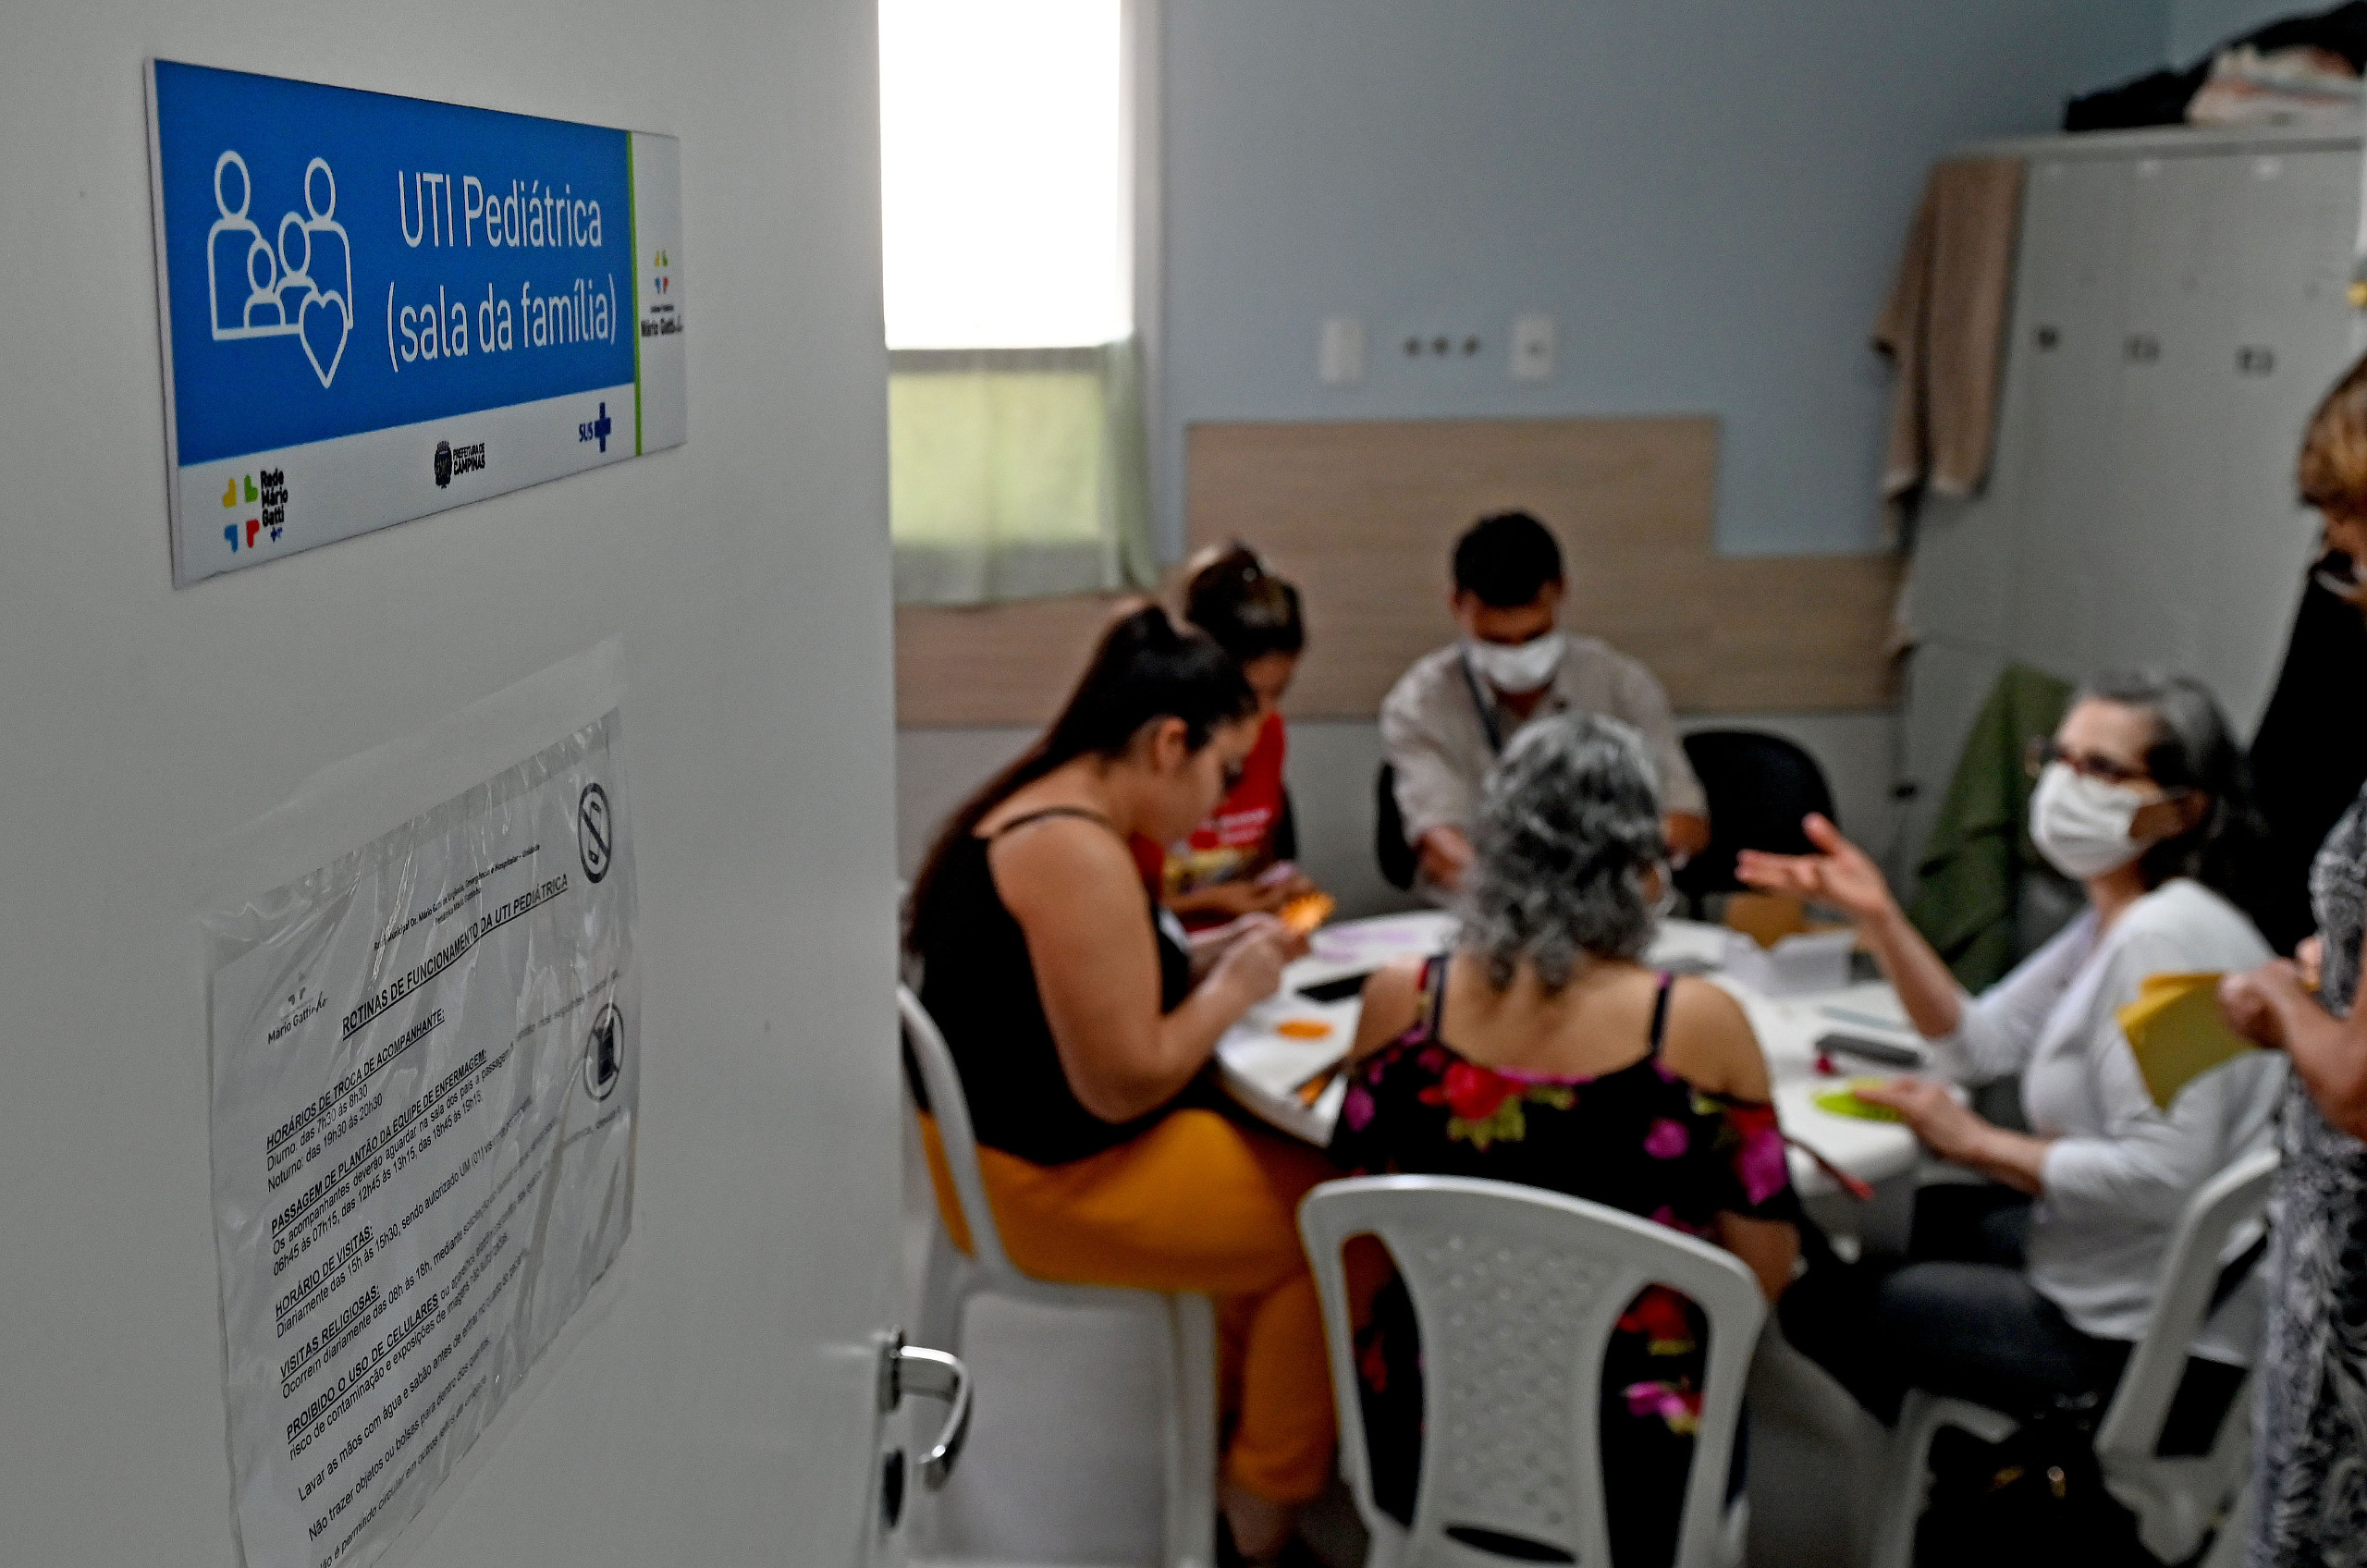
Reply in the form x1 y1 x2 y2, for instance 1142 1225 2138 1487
878 0 1159 604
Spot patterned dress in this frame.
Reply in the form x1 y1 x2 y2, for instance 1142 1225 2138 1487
1328 959 1799 1568
2253 789 2367 1567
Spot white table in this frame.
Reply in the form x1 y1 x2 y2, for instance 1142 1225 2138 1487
1215 913 1931 1198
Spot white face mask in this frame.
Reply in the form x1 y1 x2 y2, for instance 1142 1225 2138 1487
2029 761 2152 880
1465 631 1564 693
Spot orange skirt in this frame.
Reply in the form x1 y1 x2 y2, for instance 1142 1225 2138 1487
920 1108 1343 1503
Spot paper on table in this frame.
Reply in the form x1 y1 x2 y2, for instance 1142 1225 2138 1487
1812 1079 1907 1121
2117 972 2257 1109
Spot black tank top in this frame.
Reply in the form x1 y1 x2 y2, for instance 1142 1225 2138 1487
913 808 1198 1165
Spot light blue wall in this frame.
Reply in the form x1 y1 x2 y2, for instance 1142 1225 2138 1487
2168 0 2309 61
1159 0 2169 558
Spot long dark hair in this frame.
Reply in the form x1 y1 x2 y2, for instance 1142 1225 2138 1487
2077 670 2263 907
904 606 1257 954
1183 543 1305 666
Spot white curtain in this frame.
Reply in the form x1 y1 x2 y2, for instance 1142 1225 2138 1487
889 338 1159 605
878 0 1161 606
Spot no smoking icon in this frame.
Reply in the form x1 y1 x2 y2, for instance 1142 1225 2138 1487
577 782 612 884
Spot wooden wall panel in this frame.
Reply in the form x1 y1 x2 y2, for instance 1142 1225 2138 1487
894 592 1139 729
895 417 1900 728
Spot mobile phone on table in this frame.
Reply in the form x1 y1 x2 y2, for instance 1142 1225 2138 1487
1815 1032 1924 1069
1298 972 1373 1005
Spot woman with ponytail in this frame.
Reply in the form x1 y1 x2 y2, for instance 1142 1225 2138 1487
1148 544 1321 928
905 605 1341 1562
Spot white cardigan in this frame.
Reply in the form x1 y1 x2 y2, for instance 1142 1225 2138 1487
1930 878 2287 1361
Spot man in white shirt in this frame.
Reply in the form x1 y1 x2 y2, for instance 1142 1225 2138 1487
1380 511 1709 895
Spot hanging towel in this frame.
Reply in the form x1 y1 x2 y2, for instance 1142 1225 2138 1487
1874 158 2025 537
1907 662 2071 990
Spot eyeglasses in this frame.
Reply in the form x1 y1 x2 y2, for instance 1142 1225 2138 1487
2024 737 2153 789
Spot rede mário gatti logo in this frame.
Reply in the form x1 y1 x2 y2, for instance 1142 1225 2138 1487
219 466 289 553
205 152 352 388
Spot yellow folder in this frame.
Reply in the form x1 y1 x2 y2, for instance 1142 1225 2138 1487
2116 972 2258 1110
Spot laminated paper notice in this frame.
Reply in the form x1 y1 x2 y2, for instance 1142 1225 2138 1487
204 712 635 1568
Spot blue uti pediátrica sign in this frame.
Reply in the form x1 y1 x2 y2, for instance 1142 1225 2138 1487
146 61 686 584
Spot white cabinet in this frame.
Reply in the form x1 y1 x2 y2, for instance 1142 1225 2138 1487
1902 127 2362 875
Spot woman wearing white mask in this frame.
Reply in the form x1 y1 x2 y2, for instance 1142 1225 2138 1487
1741 672 2287 1429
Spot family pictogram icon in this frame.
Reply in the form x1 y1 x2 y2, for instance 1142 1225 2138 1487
206 151 352 387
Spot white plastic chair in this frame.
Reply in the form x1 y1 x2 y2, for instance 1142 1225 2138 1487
1868 1146 2280 1568
898 986 1220 1568
1299 1174 1766 1568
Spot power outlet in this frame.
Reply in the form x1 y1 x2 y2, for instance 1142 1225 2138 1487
1398 332 1484 360
1318 316 1366 386
1511 313 1557 382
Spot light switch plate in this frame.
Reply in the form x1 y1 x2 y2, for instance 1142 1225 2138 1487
1511 313 1557 382
1318 316 1367 386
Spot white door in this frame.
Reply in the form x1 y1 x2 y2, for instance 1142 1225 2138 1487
0 6 921 1568
2210 148 2360 732
2111 152 2250 685
1896 153 2122 868
2005 152 2137 686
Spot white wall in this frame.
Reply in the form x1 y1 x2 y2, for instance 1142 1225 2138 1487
1 4 902 1562
899 711 1900 920
901 1 2175 905
2167 0 2311 62
1157 0 2168 557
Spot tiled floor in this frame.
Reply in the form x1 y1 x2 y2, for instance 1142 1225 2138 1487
899 1119 1892 1568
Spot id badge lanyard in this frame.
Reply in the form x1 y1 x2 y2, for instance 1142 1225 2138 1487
1458 652 1506 756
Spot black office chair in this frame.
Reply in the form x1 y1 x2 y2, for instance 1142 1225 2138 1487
1376 763 1418 890
1672 730 1838 908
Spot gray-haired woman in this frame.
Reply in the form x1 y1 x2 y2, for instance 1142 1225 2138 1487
1745 671 2284 1430
1327 713 1799 1568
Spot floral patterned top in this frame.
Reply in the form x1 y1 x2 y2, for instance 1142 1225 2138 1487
1327 957 1800 1568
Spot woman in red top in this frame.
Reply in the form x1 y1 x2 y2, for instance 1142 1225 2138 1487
1154 545 1322 928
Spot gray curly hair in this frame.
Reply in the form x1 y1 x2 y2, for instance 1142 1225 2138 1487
1459 712 1666 991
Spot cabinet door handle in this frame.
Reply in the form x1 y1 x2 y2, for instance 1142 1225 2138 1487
2034 325 2060 350
2125 334 2161 363
2238 345 2276 375
877 1330 973 1489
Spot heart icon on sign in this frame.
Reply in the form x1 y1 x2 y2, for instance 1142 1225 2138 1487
298 289 348 387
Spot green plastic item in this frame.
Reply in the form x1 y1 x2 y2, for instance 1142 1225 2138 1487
1907 662 2073 990
1812 1084 1906 1122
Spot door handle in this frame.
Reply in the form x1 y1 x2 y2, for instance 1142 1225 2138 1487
877 1329 972 1489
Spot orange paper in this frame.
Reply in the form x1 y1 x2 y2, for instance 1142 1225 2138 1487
1280 891 1335 937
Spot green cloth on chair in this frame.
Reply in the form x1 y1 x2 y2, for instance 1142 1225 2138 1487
1908 663 2073 989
